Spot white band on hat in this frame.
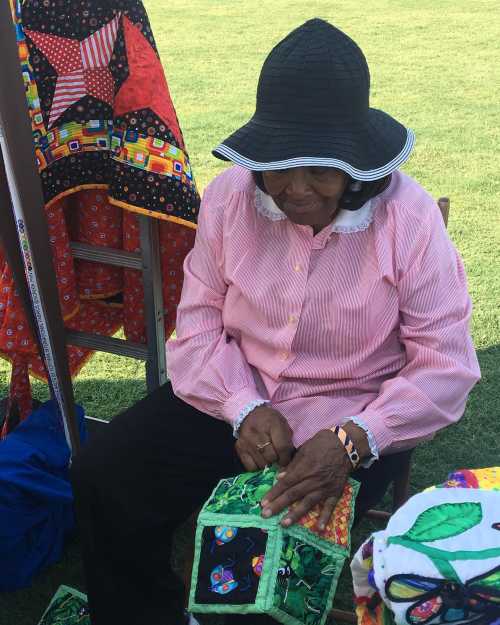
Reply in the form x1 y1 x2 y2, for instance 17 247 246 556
214 128 415 182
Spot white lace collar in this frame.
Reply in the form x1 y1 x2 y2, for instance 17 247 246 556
254 187 375 234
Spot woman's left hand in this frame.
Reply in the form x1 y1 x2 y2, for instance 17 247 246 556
260 423 369 529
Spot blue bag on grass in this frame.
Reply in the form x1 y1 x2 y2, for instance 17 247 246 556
0 401 86 591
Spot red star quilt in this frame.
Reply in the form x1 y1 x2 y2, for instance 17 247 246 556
16 0 199 223
0 0 200 432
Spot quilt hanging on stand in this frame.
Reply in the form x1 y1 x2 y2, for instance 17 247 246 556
0 0 200 432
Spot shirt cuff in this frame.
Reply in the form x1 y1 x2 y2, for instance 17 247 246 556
221 387 267 427
342 416 380 468
233 399 270 438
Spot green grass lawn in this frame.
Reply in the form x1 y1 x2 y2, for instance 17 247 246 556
1 1 500 623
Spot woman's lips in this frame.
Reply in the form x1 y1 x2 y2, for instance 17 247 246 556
282 202 320 215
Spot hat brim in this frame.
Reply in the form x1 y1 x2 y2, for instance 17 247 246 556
212 108 414 181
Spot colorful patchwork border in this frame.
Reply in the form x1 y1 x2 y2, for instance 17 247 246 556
111 130 194 185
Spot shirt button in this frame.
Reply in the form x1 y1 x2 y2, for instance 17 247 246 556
293 263 302 272
280 351 289 360
288 315 297 324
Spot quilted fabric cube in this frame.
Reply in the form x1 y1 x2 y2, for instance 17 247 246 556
189 466 359 625
38 585 90 625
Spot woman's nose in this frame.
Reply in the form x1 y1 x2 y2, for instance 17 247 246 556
285 168 312 197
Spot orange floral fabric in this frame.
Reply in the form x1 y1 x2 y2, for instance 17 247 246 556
0 189 195 435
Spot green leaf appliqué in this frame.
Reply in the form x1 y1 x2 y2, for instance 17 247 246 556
403 502 483 542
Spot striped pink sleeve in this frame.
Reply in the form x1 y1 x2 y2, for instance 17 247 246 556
356 200 481 453
166 180 265 424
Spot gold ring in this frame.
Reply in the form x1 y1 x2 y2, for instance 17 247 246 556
256 441 272 451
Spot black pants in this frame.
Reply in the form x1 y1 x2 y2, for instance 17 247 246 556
70 383 404 625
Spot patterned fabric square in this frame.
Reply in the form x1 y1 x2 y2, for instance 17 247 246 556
272 534 343 625
38 585 90 625
297 480 356 551
189 467 359 625
204 469 277 517
194 526 268 605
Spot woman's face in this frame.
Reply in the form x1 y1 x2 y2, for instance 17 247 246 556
262 166 347 232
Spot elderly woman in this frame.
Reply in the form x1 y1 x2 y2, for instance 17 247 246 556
70 18 480 625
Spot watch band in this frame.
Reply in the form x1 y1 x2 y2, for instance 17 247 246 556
330 424 361 469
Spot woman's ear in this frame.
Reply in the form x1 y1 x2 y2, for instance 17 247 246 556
337 176 359 210
338 175 392 211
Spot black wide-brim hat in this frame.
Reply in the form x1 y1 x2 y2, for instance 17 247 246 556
213 19 414 181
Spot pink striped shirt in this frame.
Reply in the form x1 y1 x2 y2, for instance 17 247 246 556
166 166 480 454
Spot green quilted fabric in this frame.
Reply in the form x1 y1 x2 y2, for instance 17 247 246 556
38 585 90 625
189 466 359 625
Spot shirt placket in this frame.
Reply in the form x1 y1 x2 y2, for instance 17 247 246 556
274 226 315 376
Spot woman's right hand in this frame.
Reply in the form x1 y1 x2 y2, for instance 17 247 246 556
235 405 294 471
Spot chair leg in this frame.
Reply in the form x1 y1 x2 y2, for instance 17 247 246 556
392 450 413 512
365 449 414 521
365 508 391 522
330 608 358 623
